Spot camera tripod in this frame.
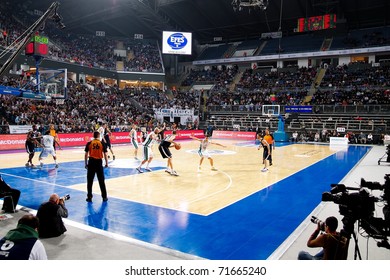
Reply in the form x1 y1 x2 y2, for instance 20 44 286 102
340 217 363 260
349 231 362 260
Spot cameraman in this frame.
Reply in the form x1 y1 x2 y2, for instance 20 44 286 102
36 193 68 238
298 216 348 260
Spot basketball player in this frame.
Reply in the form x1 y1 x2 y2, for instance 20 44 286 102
190 134 226 172
25 125 42 167
97 122 105 142
158 130 178 176
264 128 275 165
257 133 270 172
39 130 60 168
129 124 139 160
102 123 115 160
136 127 161 173
49 124 61 150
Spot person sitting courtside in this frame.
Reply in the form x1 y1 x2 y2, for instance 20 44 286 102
298 216 348 260
0 214 47 260
36 193 68 238
0 174 21 213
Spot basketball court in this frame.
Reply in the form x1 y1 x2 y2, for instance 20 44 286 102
0 138 373 259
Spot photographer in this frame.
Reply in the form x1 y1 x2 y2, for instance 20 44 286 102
36 193 68 238
298 216 348 260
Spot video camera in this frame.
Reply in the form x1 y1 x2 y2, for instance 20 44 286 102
321 174 390 250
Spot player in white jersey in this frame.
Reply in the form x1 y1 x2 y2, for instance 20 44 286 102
96 122 113 161
136 127 160 173
39 131 60 168
129 124 139 160
190 134 226 172
97 123 105 144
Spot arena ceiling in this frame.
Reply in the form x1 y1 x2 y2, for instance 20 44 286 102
15 0 390 44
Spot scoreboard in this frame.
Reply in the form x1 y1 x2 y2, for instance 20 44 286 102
25 34 49 57
297 14 337 32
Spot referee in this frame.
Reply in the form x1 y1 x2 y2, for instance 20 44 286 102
84 131 108 202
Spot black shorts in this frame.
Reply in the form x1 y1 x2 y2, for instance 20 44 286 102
25 141 35 154
263 149 270 161
158 145 172 159
104 137 112 149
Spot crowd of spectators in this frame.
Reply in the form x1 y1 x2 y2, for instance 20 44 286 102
181 65 239 88
1 62 390 134
2 1 390 135
48 34 163 72
311 64 390 105
342 29 390 49
237 67 316 91
204 63 390 111
0 75 202 133
0 3 163 73
1 77 141 133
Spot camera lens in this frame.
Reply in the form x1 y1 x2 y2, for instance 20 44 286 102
311 216 325 231
311 216 319 224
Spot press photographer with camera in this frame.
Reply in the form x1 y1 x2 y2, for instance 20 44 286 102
298 216 348 260
36 193 69 238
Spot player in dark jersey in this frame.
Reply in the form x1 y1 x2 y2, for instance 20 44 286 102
158 130 178 176
264 128 274 166
257 133 270 172
102 123 115 160
25 125 42 167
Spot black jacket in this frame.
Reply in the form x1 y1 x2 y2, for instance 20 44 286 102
36 201 68 238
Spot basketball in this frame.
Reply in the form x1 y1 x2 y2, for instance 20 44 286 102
175 143 181 150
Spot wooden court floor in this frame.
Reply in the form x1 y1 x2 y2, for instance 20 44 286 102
0 139 371 259
2 140 338 214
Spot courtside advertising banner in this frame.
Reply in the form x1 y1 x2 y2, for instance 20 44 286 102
0 134 26 150
0 132 130 150
163 130 204 140
212 131 256 140
0 130 204 150
0 130 255 150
